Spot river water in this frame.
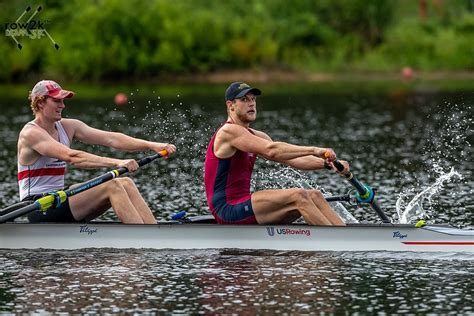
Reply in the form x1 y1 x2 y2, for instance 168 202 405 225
0 83 473 313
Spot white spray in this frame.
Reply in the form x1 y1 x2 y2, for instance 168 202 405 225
396 167 462 224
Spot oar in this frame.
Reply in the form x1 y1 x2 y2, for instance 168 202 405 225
327 157 391 223
0 150 168 224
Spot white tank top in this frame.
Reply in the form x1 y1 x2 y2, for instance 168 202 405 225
18 121 70 200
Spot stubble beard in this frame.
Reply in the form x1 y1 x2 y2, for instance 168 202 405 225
236 110 256 125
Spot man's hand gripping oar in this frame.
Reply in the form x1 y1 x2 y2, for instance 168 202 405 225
0 150 169 224
324 151 391 223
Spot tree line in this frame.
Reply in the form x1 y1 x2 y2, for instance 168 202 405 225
1 0 473 82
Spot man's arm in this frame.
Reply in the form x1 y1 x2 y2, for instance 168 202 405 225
281 156 327 170
219 126 348 172
20 125 138 170
216 124 329 161
251 129 329 170
64 119 175 154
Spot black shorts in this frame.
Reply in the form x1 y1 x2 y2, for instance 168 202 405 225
212 195 257 224
22 194 80 223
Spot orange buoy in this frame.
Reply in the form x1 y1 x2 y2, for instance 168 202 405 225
114 93 128 105
401 67 413 80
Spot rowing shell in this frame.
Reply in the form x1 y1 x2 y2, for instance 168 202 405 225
1 217 472 252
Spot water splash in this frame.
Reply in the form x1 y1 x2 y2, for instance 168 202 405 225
253 166 320 190
332 202 359 223
394 103 471 225
396 168 462 224
253 166 359 223
99 92 219 218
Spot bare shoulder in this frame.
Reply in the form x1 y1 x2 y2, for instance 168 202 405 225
250 128 272 141
218 123 249 139
59 118 88 139
19 123 46 143
213 124 250 158
59 118 85 130
18 123 54 163
19 122 34 136
18 125 41 165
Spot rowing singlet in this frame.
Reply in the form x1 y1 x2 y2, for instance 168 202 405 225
18 121 70 200
204 122 257 223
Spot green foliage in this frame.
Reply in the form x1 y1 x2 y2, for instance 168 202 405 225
358 11 474 71
0 0 473 82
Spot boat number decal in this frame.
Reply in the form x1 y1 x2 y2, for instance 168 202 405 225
392 231 408 239
266 227 311 237
79 225 97 236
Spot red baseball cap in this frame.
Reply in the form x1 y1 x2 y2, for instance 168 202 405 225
31 80 75 99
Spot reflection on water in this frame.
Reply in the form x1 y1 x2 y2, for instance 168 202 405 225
0 249 472 314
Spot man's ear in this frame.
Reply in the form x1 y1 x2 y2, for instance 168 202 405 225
37 99 46 109
226 100 234 111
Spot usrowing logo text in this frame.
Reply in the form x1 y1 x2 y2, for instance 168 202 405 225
266 227 311 237
393 231 408 239
80 225 97 236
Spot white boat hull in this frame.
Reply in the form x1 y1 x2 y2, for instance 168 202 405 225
1 222 473 252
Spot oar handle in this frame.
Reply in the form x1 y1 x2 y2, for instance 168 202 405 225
332 160 345 173
138 149 168 167
324 151 348 175
116 150 168 174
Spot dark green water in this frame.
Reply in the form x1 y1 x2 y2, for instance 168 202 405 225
0 83 472 313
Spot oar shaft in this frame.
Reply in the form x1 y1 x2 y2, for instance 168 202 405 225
0 203 39 224
332 161 366 196
325 195 351 202
0 150 167 224
343 173 367 195
0 201 31 216
66 153 164 197
332 160 390 223
369 200 390 223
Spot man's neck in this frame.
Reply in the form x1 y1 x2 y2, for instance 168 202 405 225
227 116 250 128
33 116 58 134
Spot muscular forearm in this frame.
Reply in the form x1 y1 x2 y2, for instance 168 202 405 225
265 141 326 161
66 150 122 169
283 156 326 170
106 132 152 152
